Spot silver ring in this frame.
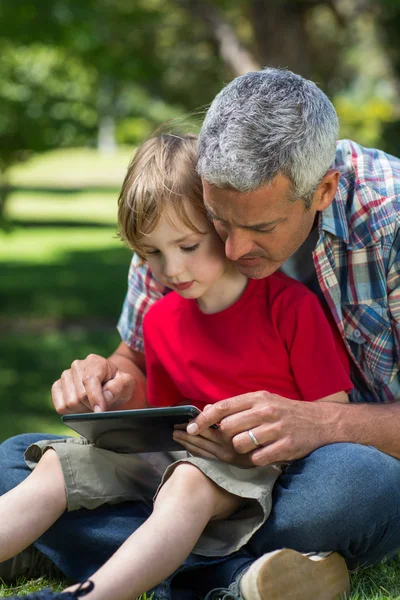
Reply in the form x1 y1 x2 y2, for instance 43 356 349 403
248 429 261 447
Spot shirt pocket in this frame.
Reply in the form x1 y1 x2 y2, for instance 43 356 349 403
342 302 397 386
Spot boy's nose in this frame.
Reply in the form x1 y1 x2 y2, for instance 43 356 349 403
163 257 185 279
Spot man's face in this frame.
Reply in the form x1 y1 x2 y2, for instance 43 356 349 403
203 174 323 279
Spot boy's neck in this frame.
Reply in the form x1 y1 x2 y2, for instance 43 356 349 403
196 265 248 314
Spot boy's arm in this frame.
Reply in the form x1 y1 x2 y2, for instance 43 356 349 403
317 391 348 403
280 291 353 402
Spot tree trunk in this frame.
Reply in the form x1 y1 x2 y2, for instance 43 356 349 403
249 0 314 78
176 0 260 76
97 76 117 155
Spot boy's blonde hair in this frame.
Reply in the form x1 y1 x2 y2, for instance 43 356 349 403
118 133 206 260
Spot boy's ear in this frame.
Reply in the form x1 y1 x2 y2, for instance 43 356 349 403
313 170 340 212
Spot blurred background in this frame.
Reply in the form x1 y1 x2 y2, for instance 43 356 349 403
1 0 400 441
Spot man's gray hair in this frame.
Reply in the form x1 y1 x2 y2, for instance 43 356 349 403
197 68 338 205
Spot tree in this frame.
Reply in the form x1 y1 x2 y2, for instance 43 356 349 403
0 42 96 220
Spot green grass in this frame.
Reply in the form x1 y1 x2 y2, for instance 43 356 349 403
9 147 134 188
0 578 154 600
1 147 400 599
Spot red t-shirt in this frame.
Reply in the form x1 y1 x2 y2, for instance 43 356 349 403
143 273 353 410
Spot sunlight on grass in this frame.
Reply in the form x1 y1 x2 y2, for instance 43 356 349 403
7 190 119 226
0 227 121 263
9 147 135 188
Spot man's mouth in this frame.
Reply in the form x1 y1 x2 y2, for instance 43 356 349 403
235 256 263 266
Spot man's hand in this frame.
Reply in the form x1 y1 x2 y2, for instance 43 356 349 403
173 425 254 468
186 392 342 466
52 353 136 414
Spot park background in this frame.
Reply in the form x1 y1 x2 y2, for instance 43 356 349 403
1 1 400 598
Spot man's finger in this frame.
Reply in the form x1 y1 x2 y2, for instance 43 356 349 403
52 380 65 414
61 370 91 413
248 438 290 466
103 371 135 409
187 394 255 435
231 424 277 454
83 375 107 412
71 364 91 407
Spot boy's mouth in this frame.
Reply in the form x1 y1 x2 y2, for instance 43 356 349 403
172 281 195 291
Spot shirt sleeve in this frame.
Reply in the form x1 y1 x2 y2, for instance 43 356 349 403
143 309 186 407
387 229 400 359
279 291 353 401
117 254 171 352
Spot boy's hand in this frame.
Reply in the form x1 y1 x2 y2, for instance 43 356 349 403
51 353 135 414
173 424 254 468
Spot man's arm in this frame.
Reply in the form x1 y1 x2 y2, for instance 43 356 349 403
52 341 147 414
186 393 400 466
185 283 397 464
52 257 169 414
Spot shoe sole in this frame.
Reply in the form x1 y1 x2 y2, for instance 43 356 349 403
240 549 350 600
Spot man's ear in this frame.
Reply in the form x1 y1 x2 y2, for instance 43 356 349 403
313 170 340 211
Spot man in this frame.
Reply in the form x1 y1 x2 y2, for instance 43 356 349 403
1 67 400 600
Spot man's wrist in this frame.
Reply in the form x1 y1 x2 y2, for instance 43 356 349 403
314 400 351 447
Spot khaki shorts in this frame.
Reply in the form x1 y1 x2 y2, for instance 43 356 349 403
25 437 280 556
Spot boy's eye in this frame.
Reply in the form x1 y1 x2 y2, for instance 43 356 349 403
146 249 160 256
181 243 200 253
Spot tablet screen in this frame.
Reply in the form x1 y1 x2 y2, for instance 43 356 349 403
62 405 201 453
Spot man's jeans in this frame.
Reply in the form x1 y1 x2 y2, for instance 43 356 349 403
1 435 400 599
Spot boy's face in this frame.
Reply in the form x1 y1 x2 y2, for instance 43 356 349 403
141 202 229 299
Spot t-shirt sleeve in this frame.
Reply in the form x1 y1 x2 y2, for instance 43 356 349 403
117 254 171 352
143 307 186 407
279 290 353 401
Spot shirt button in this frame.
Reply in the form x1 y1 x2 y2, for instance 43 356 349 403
354 330 362 338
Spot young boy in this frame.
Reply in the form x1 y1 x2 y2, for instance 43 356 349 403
2 134 351 600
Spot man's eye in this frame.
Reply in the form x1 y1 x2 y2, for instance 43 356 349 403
257 227 276 235
181 244 200 253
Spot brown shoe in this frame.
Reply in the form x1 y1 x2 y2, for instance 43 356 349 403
240 549 350 600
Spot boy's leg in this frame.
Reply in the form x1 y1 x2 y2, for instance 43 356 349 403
0 434 153 583
0 449 66 561
64 463 242 600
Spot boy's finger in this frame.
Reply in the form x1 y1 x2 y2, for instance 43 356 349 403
173 431 219 458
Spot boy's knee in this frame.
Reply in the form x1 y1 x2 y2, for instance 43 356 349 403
158 463 218 507
164 462 210 492
35 448 63 476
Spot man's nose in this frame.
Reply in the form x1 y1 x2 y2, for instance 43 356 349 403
224 230 253 261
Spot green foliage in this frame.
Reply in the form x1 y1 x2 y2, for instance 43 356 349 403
0 147 131 440
335 96 396 148
0 43 96 172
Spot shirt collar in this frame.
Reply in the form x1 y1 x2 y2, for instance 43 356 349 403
319 178 350 245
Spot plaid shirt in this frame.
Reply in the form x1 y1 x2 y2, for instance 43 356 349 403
117 140 400 404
